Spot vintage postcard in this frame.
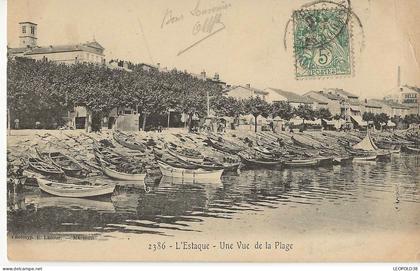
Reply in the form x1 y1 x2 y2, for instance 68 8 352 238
5 0 420 262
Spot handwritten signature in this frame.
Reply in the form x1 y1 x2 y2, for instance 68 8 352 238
161 0 232 56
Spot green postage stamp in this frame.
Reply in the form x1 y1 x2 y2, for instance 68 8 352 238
293 8 352 79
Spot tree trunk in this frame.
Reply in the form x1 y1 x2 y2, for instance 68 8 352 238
188 113 193 132
7 108 11 136
85 111 92 133
142 113 148 131
254 115 258 133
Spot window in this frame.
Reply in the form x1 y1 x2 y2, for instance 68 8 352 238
30 26 35 34
22 26 26 34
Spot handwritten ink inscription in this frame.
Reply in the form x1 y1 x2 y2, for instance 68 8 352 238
160 0 231 56
161 9 184 28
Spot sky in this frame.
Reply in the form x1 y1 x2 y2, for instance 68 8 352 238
7 0 420 99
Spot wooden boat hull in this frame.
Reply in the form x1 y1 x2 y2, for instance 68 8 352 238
316 157 334 166
113 131 146 151
402 145 420 153
166 148 204 163
158 161 224 181
240 156 283 168
36 177 115 198
376 151 391 160
353 155 377 161
48 152 83 177
28 158 64 178
284 159 318 167
178 157 241 171
389 147 401 154
207 138 242 154
333 156 353 165
101 163 146 181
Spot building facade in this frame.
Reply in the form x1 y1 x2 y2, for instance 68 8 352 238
8 21 106 65
226 84 268 100
303 90 341 115
264 88 313 108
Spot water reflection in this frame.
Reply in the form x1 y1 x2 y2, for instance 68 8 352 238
7 154 420 238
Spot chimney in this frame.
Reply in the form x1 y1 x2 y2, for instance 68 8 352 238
246 83 251 88
157 63 161 68
214 72 219 81
365 98 367 103
200 70 206 79
397 66 401 87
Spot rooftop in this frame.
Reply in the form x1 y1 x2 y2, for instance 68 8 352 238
363 99 383 108
307 96 328 104
9 40 105 56
227 85 268 95
404 85 420 94
7 47 29 54
370 99 410 109
333 89 359 99
19 21 37 25
267 88 313 104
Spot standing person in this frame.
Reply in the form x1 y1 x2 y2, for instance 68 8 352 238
14 118 19 129
35 121 41 129
269 121 274 132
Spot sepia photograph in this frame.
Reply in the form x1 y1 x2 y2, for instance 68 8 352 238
4 0 420 263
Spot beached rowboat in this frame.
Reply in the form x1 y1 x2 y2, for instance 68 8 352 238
35 175 115 198
157 161 224 181
113 131 147 151
166 146 204 163
99 159 146 181
35 147 85 177
27 157 65 178
48 151 84 177
207 137 243 154
238 152 283 168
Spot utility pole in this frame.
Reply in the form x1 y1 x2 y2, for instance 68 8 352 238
207 90 210 117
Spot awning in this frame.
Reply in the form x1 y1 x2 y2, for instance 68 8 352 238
350 115 367 126
323 120 335 125
334 119 346 129
387 120 396 127
305 119 322 125
290 117 303 125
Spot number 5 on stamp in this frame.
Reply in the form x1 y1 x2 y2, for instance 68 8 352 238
293 8 352 79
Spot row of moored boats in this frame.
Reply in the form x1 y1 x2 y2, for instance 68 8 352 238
17 128 420 198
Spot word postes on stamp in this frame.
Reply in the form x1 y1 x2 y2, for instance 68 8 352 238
293 8 352 79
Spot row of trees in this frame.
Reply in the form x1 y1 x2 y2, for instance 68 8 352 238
8 57 223 130
8 57 419 132
362 112 420 130
8 57 336 132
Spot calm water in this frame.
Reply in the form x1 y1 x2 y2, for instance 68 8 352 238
7 153 420 238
